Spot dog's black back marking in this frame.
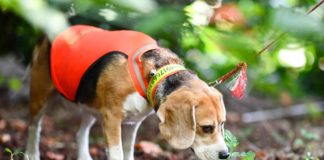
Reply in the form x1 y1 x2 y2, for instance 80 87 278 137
75 51 127 103
142 49 179 68
163 70 194 96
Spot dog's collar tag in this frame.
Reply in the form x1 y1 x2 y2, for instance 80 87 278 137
147 64 186 107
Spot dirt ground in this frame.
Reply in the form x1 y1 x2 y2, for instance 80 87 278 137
0 90 324 160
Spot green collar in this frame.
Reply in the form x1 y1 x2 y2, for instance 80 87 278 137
147 64 186 108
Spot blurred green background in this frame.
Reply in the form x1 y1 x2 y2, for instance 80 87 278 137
0 0 323 99
0 0 323 159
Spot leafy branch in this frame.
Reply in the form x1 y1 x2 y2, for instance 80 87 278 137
224 129 255 160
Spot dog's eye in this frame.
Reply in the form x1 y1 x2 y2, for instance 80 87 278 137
201 125 215 134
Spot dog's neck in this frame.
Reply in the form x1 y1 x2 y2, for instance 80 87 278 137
141 49 196 110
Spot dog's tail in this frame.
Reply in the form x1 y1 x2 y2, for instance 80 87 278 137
31 36 51 68
23 36 51 87
29 36 55 118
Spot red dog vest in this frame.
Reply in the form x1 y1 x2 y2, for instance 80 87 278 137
50 25 159 101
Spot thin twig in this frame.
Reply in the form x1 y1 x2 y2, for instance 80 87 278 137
255 33 285 56
307 0 324 14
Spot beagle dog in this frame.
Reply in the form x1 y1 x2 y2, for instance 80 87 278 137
26 25 229 160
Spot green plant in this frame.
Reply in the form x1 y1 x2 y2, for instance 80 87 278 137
304 152 319 160
4 148 27 160
300 128 320 141
8 77 22 92
224 129 255 160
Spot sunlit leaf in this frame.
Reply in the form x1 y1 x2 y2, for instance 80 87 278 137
5 147 12 154
8 77 22 92
224 129 239 151
319 57 324 71
242 151 256 160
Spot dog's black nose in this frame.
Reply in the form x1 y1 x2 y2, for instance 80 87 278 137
218 151 230 159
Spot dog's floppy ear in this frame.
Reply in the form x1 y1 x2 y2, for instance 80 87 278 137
157 94 196 149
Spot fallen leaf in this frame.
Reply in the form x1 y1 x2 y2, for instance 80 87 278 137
90 146 98 156
255 150 268 159
0 119 7 130
135 141 162 157
46 151 64 160
9 119 27 132
279 91 292 107
0 133 11 143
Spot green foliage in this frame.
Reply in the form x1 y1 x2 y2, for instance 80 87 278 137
304 152 319 160
8 77 22 92
293 138 304 149
300 128 320 141
1 0 324 98
4 148 27 160
306 102 322 119
5 147 12 154
230 151 256 160
225 129 255 160
224 129 239 151
134 7 186 36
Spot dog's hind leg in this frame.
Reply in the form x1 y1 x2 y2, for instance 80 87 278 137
25 107 47 160
76 112 96 160
26 37 55 160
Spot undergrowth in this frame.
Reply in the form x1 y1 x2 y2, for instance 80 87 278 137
224 129 255 160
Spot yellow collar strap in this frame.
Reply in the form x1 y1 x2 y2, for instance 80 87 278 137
147 64 186 107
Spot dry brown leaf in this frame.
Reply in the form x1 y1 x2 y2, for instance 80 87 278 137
90 146 99 156
46 151 64 160
9 118 27 132
0 119 7 130
0 133 11 143
135 141 163 157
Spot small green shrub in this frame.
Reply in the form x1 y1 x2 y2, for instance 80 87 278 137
5 148 27 160
304 152 319 160
8 77 22 92
224 129 255 160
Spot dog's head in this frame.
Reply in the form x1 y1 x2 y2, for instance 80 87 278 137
157 78 229 160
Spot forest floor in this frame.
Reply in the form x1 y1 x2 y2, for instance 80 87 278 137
0 56 324 160
0 93 324 160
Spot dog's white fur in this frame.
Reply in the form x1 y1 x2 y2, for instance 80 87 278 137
77 114 96 160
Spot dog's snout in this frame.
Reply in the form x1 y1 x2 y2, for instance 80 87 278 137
218 150 230 159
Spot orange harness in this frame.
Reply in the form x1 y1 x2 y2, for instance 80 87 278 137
50 25 159 101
